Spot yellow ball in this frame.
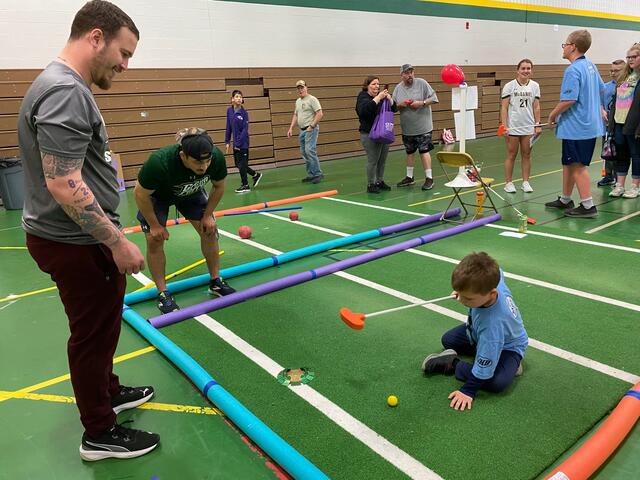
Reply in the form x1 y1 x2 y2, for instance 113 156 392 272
387 395 398 407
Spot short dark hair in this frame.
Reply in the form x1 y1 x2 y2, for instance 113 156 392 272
362 75 379 91
70 0 139 42
451 252 500 294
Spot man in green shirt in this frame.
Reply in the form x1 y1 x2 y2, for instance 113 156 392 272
135 128 235 313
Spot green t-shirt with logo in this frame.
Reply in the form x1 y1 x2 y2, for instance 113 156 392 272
137 144 227 202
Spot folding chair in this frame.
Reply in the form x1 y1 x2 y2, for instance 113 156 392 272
436 151 498 221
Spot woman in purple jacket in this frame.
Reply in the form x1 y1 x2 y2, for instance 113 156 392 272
225 90 262 193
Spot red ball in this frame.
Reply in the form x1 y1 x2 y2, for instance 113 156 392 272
441 64 465 85
238 225 252 239
289 211 299 221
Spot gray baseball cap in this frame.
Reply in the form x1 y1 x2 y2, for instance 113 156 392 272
401 64 414 73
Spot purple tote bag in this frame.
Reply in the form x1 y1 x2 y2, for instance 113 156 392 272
368 98 395 144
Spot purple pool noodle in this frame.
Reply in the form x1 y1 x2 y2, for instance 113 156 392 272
149 213 500 328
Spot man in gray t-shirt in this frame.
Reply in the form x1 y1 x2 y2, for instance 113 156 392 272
17 0 159 461
392 64 439 190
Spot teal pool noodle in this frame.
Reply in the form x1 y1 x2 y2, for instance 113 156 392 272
121 305 329 480
123 209 456 306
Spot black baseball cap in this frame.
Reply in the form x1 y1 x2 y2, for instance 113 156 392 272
178 129 214 161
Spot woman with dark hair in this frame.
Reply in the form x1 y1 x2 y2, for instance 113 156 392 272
225 89 262 193
356 76 397 193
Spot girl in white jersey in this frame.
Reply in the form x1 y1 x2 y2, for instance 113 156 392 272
500 59 541 193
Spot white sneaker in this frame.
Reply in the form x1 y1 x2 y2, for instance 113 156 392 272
622 185 639 198
521 181 533 193
504 182 516 193
609 184 625 197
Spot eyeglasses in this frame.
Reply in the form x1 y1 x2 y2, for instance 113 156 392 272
561 43 574 48
626 55 639 60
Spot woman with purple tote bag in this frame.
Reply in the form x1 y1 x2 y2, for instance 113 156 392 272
356 76 397 193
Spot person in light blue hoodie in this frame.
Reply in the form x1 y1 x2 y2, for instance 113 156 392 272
422 252 528 412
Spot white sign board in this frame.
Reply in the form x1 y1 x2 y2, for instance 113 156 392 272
451 85 478 111
454 111 476 140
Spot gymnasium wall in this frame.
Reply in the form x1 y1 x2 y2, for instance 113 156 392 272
1 1 639 182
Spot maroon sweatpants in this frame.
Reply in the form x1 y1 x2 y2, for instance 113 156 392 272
26 233 125 437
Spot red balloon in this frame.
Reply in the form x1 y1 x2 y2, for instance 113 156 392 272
441 64 465 85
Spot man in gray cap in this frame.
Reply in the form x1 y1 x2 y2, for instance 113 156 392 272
392 64 439 190
287 80 324 183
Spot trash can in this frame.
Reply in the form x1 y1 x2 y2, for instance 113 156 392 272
0 157 24 210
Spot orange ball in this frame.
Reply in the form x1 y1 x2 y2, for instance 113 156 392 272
289 211 299 221
238 226 252 239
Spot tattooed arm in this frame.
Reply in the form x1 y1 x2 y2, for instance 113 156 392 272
42 152 145 274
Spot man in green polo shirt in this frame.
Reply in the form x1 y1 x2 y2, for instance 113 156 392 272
134 128 235 313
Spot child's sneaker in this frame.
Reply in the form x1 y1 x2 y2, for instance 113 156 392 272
208 278 236 297
80 421 160 461
622 185 639 198
234 184 250 193
609 184 625 197
503 182 516 193
157 290 179 314
521 181 533 193
597 176 616 187
396 176 415 187
252 172 263 188
112 386 154 414
421 349 458 375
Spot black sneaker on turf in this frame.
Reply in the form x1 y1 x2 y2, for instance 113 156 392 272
376 181 391 191
544 197 575 209
252 172 263 188
112 385 154 414
422 349 458 375
310 174 324 184
421 177 434 190
208 278 236 297
301 176 314 183
367 183 380 193
157 290 179 314
80 421 160 462
564 203 598 218
397 176 415 187
234 184 250 193
597 176 616 187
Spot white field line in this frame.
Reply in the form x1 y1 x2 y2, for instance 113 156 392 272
132 267 443 480
323 196 640 254
585 210 640 234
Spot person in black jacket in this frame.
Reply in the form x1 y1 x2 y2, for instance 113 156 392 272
356 76 397 193
607 43 640 199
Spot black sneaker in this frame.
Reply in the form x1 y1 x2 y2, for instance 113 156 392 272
376 181 391 191
80 421 160 461
597 176 616 187
544 197 575 209
157 290 179 314
234 184 250 193
112 385 154 414
421 349 458 375
421 178 434 190
208 277 236 297
564 203 598 218
367 183 380 193
301 176 314 183
252 172 263 188
310 174 324 184
397 176 415 187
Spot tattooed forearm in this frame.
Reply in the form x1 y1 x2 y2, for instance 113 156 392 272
41 152 83 179
61 198 122 246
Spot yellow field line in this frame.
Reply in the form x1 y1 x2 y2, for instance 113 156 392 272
0 390 219 415
0 286 58 303
408 167 563 207
421 0 640 23
0 246 28 250
0 346 156 403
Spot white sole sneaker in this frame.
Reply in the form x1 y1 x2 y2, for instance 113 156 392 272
521 182 533 193
504 182 516 193
79 442 159 461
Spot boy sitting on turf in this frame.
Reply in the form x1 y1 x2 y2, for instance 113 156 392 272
422 252 528 411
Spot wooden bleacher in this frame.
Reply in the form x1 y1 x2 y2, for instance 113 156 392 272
0 64 608 183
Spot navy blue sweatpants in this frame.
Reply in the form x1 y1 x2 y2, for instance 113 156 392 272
442 324 522 393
